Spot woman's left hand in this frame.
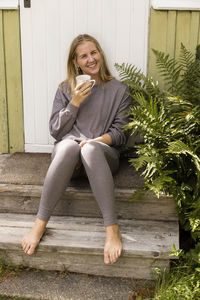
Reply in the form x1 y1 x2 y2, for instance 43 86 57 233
79 139 94 148
79 134 112 148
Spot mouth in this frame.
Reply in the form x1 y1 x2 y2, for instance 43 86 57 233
87 62 97 69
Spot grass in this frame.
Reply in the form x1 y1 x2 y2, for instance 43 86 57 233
145 262 200 300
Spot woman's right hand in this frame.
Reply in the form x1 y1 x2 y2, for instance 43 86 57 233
71 81 92 107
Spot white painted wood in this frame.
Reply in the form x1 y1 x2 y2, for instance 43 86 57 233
152 0 200 10
0 0 18 9
19 0 150 152
25 144 53 153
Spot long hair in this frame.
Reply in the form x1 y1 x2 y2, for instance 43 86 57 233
61 34 114 93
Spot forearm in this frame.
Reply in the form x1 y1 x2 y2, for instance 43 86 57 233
50 102 79 140
92 134 112 145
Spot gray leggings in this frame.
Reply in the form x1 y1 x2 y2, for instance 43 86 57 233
37 139 120 226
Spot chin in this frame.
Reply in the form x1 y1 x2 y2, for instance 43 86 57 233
86 66 100 76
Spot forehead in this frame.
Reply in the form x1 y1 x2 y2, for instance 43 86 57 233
76 41 97 56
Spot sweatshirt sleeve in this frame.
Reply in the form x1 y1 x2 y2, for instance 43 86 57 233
107 87 132 147
49 87 79 141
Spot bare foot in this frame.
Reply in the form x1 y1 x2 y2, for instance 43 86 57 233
22 218 47 255
104 224 122 264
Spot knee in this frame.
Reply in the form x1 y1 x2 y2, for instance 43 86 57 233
80 141 102 159
52 139 80 160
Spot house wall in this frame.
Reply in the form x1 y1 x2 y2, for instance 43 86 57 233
0 9 24 153
1 7 200 153
148 8 200 88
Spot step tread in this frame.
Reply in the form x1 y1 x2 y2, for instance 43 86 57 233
0 213 179 259
0 182 174 201
0 182 178 222
0 153 144 189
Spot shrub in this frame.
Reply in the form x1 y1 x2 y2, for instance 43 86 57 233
115 43 200 265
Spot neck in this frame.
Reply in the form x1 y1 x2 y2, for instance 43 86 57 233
91 74 100 84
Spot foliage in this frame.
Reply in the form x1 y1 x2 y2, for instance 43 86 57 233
115 43 200 264
150 261 200 300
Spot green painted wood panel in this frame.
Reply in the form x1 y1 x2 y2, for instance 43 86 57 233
3 10 24 153
148 9 200 88
0 10 9 153
148 9 168 89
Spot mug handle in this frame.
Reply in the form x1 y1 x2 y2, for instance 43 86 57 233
89 79 96 88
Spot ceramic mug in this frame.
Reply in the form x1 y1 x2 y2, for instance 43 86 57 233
76 75 96 88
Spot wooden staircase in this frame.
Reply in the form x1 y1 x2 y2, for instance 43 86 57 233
0 153 179 279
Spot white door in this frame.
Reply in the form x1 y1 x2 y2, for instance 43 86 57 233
20 0 150 153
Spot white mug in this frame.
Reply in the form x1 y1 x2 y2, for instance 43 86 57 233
76 75 96 88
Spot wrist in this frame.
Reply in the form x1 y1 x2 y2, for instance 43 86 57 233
71 97 80 108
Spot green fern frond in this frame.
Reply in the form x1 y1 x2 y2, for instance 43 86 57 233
115 62 163 100
147 175 176 197
167 141 200 172
115 63 143 84
179 43 195 71
152 49 182 93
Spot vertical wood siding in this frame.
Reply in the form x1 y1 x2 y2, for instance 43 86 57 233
2 7 200 153
0 10 8 153
20 0 149 152
148 9 200 88
0 10 24 153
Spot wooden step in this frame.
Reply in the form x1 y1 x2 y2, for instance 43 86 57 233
0 183 178 221
0 213 179 279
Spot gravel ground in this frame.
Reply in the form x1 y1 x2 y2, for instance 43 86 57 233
0 268 155 300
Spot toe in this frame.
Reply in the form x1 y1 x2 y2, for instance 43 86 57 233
24 243 30 254
118 248 122 257
27 244 35 255
111 252 118 264
104 251 110 264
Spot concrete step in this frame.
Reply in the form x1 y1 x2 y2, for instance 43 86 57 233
0 183 177 221
0 213 179 280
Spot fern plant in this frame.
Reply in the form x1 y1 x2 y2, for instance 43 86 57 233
115 44 200 263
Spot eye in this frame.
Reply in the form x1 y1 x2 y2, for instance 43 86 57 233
80 54 87 59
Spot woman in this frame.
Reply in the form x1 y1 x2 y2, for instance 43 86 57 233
22 34 132 265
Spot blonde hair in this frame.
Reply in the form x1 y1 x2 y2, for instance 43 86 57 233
60 34 114 93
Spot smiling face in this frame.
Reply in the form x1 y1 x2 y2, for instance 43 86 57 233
74 41 102 82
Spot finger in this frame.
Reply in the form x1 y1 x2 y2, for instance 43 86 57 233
75 82 85 90
80 141 86 147
76 81 91 91
81 84 92 94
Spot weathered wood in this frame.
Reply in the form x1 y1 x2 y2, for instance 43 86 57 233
0 213 179 258
0 183 178 221
1 249 169 280
3 10 24 153
0 213 178 279
0 10 9 153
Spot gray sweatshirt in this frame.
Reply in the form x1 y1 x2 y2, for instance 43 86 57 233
49 78 132 149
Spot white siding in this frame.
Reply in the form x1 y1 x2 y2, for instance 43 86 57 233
20 0 150 152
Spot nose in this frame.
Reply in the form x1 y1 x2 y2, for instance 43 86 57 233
88 55 94 62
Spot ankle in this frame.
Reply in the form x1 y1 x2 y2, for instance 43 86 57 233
33 218 47 232
105 224 120 234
